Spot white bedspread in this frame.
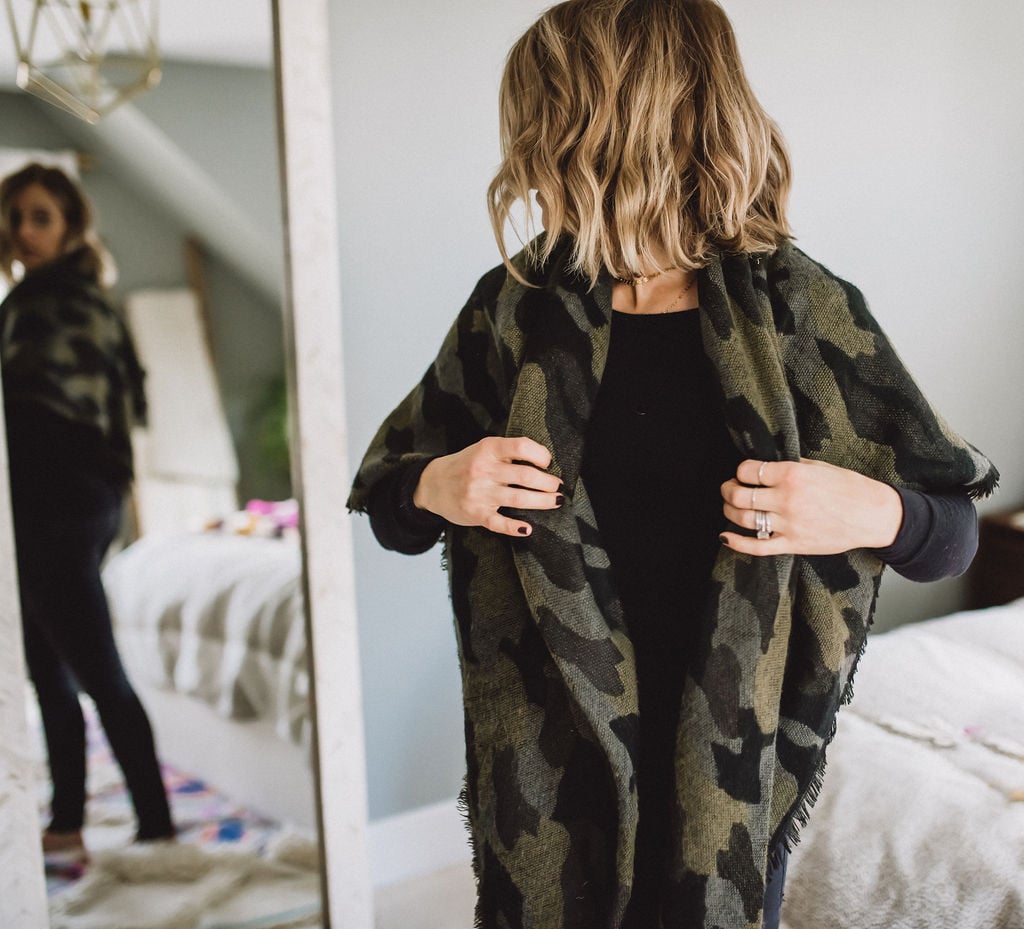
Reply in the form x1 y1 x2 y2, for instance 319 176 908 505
103 533 309 746
784 600 1024 929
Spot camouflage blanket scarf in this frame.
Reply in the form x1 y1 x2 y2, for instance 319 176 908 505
0 247 146 479
348 237 997 929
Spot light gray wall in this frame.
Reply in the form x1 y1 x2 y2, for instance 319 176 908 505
129 59 288 501
134 61 283 251
0 92 185 297
333 0 1024 820
332 1 547 822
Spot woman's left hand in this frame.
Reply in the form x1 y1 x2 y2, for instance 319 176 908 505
719 458 903 556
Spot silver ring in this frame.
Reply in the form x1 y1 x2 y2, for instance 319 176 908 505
756 510 773 540
751 487 759 509
757 461 768 485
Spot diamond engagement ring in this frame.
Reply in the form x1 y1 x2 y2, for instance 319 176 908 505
755 510 773 540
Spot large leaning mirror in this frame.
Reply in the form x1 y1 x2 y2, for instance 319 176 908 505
0 2 370 927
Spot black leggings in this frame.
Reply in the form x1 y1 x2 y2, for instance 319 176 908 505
14 476 174 840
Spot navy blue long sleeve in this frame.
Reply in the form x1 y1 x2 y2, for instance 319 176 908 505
869 486 977 581
365 456 443 554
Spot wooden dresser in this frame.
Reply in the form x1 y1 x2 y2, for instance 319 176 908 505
968 507 1024 609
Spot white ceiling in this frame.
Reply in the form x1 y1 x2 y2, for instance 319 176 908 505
0 0 274 86
158 0 273 66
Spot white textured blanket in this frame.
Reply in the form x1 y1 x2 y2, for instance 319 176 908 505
49 837 321 929
783 600 1024 929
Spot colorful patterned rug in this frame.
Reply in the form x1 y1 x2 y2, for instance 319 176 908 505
36 698 322 929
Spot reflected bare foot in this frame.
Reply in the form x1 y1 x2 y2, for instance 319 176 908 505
42 830 85 853
136 825 178 845
136 834 178 846
42 829 89 866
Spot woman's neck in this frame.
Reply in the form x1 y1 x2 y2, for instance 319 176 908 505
611 268 698 315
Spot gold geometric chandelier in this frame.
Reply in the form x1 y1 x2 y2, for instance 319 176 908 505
3 0 161 124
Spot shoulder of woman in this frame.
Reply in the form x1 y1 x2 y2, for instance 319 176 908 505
470 260 511 310
462 233 575 338
766 241 877 328
10 276 117 344
766 241 849 289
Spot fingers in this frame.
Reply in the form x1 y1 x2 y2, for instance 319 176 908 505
722 501 780 531
718 530 790 556
440 438 565 536
721 457 889 555
734 458 789 487
485 435 553 471
722 461 786 554
720 479 779 513
484 512 537 538
500 486 565 512
504 462 562 495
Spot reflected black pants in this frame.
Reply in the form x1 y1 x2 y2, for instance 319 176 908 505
13 475 174 839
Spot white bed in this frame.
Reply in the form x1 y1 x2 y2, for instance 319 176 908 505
103 531 316 831
782 599 1024 929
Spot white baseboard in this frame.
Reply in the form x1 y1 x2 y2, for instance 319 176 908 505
368 797 472 888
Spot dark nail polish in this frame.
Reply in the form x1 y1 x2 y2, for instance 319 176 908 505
557 483 567 495
518 526 529 535
556 494 565 505
719 534 728 545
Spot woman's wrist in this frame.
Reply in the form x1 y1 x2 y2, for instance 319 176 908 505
865 480 903 549
412 457 437 513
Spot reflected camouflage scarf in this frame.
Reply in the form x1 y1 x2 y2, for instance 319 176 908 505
0 247 146 478
349 237 997 929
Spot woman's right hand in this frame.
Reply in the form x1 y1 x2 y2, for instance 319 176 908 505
412 436 563 537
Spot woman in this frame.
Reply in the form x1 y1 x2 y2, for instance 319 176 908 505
349 2 997 927
0 163 175 859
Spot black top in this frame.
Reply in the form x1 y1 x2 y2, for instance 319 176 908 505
5 401 125 512
579 308 740 638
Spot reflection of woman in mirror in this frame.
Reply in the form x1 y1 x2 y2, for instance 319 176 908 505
0 163 175 861
349 2 997 927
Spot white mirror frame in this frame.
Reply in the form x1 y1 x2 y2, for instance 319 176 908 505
273 0 373 926
0 2 374 926
0 384 46 929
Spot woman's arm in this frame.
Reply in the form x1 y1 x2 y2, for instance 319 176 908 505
366 436 564 553
720 458 903 554
719 458 979 581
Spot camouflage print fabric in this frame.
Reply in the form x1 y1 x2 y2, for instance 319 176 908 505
0 246 147 478
348 236 997 929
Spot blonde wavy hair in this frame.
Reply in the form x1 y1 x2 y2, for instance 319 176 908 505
488 0 792 286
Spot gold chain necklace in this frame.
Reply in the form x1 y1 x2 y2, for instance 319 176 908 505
616 271 661 287
616 270 696 313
